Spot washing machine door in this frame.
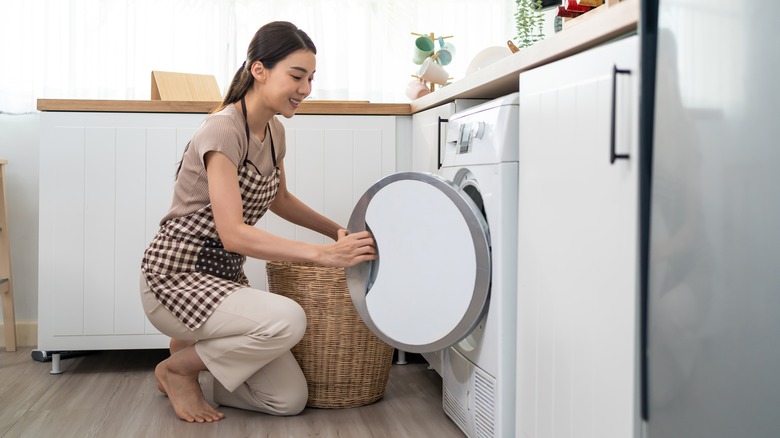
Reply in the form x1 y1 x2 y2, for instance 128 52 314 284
346 171 491 354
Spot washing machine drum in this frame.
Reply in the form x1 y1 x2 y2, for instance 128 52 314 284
346 171 491 354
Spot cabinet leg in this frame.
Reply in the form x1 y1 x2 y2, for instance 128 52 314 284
50 353 62 375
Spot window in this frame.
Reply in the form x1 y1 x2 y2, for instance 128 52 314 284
0 0 516 113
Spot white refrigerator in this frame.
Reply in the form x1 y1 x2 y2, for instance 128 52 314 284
641 0 780 437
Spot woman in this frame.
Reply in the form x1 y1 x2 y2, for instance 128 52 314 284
140 21 376 423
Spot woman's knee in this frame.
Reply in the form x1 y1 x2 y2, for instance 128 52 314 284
212 289 307 349
238 293 306 347
274 374 308 416
274 296 307 347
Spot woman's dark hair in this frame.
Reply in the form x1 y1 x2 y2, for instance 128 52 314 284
214 21 316 112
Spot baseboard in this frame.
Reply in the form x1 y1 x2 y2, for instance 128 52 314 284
0 321 37 348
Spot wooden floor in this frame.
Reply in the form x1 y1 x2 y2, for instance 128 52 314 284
0 348 465 438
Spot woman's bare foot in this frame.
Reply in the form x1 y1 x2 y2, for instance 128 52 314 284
159 338 198 395
154 347 225 423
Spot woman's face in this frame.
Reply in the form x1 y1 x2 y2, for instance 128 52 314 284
254 49 316 119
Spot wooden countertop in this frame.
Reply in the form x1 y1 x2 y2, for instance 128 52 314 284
37 0 637 116
36 99 411 115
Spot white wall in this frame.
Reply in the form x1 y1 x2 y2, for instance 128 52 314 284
0 114 40 325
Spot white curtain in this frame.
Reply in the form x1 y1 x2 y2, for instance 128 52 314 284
0 0 515 113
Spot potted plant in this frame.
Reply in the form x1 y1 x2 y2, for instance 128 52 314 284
514 0 545 49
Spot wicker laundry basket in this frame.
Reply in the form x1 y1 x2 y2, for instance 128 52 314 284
266 260 395 408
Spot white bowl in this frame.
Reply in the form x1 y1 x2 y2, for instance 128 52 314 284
465 46 513 76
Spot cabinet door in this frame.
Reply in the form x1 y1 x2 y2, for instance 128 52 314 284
38 112 202 350
411 103 454 174
516 35 639 438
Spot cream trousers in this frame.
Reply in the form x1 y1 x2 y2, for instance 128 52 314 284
140 275 308 415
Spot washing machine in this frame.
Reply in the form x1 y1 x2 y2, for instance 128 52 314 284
346 93 519 438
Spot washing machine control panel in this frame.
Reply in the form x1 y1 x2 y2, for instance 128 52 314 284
457 121 485 154
443 93 519 167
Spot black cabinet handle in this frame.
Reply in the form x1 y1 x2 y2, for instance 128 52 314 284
437 116 448 170
611 65 632 164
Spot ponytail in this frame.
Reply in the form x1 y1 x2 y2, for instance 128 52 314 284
212 61 253 113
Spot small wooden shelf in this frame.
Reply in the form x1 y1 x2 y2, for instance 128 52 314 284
151 71 222 101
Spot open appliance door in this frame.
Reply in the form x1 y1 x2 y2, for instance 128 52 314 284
346 172 491 354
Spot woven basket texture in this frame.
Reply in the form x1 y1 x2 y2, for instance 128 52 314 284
266 260 394 409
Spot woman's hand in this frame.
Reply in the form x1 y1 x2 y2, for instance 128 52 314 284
318 229 377 268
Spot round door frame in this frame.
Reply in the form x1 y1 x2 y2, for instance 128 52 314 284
346 171 491 353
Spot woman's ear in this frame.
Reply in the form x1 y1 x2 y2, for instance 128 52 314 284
250 61 267 82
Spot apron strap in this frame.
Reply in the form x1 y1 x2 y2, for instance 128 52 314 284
240 97 278 168
270 130 278 168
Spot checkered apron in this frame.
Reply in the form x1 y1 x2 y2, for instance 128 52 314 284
142 100 279 330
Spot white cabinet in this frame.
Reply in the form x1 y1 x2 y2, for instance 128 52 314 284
38 112 204 350
38 112 400 351
516 35 639 438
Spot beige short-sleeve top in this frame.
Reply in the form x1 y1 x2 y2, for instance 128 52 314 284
160 104 286 224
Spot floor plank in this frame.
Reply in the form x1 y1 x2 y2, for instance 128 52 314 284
0 347 84 436
0 348 464 437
